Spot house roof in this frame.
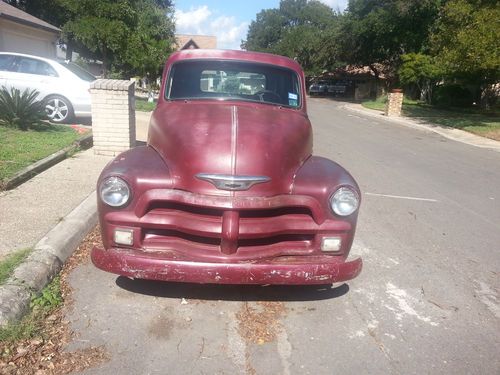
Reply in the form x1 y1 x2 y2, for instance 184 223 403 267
175 34 217 50
319 64 389 80
0 1 60 33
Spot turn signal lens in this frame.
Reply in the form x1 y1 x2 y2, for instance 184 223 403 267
114 228 134 245
321 237 342 252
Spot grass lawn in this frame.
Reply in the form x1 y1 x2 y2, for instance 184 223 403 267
0 124 81 182
362 98 500 141
0 248 31 284
135 97 157 112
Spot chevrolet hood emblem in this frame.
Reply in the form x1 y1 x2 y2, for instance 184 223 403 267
195 174 271 191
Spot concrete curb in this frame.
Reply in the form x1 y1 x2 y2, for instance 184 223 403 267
0 191 98 327
1 133 93 191
342 104 500 152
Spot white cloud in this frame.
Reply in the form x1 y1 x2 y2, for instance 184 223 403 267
318 0 348 12
175 6 212 35
175 6 248 50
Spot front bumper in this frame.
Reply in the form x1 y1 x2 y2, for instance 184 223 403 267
91 246 362 285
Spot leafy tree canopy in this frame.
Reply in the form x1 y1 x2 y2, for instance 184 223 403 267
7 0 175 78
337 0 442 76
242 0 339 74
431 0 500 84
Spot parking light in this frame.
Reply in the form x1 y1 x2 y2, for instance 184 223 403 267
114 229 134 246
321 237 342 252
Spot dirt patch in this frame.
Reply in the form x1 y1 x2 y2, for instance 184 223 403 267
0 226 109 374
236 301 286 345
148 313 175 340
479 129 500 141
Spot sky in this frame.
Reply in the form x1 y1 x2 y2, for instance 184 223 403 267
174 0 349 50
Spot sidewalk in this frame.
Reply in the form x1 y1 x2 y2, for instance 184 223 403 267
343 103 500 152
0 110 151 261
0 149 112 260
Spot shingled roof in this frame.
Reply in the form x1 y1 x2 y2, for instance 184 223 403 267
0 1 60 33
176 34 217 50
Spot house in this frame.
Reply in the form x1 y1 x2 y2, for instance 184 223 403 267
175 34 217 50
0 1 60 58
312 64 389 100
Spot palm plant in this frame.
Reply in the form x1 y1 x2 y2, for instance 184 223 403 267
0 87 45 130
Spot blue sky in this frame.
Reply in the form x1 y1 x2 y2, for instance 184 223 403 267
174 0 349 50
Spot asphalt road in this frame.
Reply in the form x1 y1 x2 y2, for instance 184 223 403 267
67 98 500 374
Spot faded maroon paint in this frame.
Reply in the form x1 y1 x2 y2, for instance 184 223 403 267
92 49 362 285
149 102 311 196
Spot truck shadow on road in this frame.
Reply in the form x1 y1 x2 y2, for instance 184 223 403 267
115 277 350 302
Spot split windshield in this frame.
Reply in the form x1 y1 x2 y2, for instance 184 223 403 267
166 60 301 108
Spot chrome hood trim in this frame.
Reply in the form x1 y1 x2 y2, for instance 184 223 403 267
195 173 271 191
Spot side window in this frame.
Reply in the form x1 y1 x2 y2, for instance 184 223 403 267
16 58 58 77
0 55 16 71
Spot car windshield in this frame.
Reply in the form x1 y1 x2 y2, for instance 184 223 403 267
58 62 96 82
166 60 301 108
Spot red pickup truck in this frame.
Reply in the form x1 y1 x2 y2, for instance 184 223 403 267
92 49 362 285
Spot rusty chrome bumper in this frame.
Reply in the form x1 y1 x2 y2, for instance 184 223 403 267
91 246 362 285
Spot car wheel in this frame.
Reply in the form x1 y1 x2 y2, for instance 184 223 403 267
44 95 74 123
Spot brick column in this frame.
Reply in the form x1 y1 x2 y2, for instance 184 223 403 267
90 79 136 156
385 89 403 117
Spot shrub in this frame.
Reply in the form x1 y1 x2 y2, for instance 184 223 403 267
433 84 473 108
0 86 45 130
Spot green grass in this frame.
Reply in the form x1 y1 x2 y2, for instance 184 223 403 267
0 124 80 182
0 276 62 343
0 248 31 284
362 97 500 141
135 97 157 112
362 97 386 111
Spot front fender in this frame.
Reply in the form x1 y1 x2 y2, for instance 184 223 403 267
292 156 361 223
97 146 173 247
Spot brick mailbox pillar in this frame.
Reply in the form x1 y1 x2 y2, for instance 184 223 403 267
385 89 403 117
90 79 136 156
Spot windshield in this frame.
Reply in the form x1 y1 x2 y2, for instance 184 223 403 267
166 60 301 108
58 62 96 82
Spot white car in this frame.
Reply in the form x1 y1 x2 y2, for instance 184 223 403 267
0 52 95 123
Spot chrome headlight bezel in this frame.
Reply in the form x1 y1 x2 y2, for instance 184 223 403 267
329 186 360 217
99 176 131 208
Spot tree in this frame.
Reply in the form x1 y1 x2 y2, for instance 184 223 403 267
242 0 339 74
398 53 441 103
6 0 175 78
241 8 286 52
116 0 175 78
431 0 500 85
337 0 442 80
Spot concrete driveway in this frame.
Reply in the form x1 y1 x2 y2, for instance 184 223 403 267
66 98 500 374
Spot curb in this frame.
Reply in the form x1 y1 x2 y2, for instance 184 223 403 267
1 133 93 191
0 191 98 327
342 104 500 152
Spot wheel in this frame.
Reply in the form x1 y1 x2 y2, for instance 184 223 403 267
254 90 282 103
44 95 74 123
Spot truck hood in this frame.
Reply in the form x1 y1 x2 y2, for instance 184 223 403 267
148 101 312 196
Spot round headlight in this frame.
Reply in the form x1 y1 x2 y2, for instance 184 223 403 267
100 176 130 207
330 187 359 216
